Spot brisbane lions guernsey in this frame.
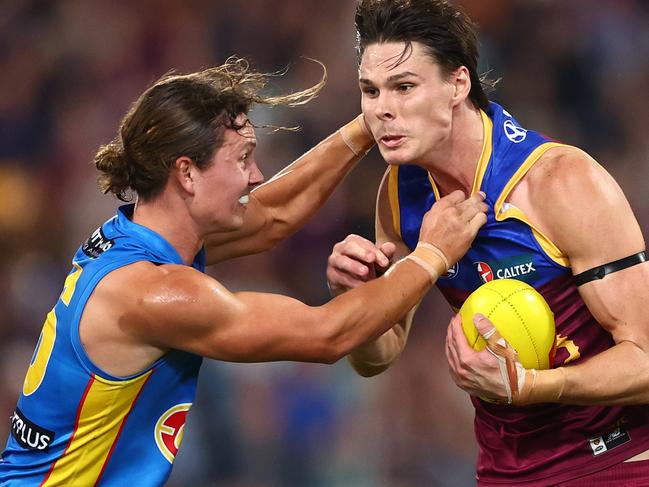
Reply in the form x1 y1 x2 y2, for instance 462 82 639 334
0 204 204 486
388 102 649 485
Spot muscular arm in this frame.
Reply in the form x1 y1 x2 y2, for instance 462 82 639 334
204 116 374 265
522 147 649 405
124 253 437 364
83 189 484 375
447 146 649 405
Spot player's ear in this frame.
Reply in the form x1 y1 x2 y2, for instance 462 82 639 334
450 66 471 107
174 156 196 195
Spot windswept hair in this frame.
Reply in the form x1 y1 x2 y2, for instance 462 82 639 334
355 0 494 111
95 56 326 201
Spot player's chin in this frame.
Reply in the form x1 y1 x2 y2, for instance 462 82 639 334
378 147 413 166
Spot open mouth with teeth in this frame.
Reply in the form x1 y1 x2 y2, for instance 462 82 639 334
238 195 249 204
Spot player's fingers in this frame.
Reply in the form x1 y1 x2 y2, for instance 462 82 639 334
447 314 470 368
456 191 486 212
451 313 476 353
327 253 372 278
439 189 466 206
473 313 493 333
445 320 461 377
378 242 397 262
459 199 488 222
371 245 392 268
336 235 385 265
334 243 376 265
474 313 519 362
467 209 488 235
474 313 502 348
445 322 453 361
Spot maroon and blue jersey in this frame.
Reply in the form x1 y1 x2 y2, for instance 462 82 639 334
388 102 649 484
0 204 204 486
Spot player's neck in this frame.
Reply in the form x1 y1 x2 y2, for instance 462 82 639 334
132 194 202 266
422 102 484 197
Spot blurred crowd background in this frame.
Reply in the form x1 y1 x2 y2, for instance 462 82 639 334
1 1 649 486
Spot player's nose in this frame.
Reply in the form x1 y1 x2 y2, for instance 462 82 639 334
375 93 396 121
249 161 264 186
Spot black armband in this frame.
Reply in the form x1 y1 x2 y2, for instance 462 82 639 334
573 251 646 286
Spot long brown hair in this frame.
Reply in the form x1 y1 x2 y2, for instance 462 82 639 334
95 57 325 201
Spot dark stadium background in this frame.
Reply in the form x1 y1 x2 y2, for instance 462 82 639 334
1 1 648 485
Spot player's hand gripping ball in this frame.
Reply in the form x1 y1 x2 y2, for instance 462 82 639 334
460 279 556 369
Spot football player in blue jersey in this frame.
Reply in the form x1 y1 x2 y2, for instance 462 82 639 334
326 0 649 484
0 56 487 486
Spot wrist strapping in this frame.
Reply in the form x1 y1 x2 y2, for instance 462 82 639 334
404 242 449 283
339 115 374 157
518 367 566 405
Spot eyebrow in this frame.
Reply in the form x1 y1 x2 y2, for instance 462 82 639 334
359 71 421 85
242 139 257 150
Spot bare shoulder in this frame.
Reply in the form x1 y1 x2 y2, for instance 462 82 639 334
513 145 644 268
94 261 224 337
98 261 204 303
524 145 612 195
79 262 209 375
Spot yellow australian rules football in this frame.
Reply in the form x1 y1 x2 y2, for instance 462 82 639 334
460 279 556 369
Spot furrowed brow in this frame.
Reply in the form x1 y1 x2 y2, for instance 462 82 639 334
359 71 420 86
386 71 420 83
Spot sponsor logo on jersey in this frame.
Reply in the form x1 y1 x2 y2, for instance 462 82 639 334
82 227 114 258
475 262 494 282
503 119 527 143
475 254 537 283
155 403 192 463
441 263 459 279
589 426 631 456
10 407 55 451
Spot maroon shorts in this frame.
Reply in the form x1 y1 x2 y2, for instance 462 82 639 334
553 459 649 486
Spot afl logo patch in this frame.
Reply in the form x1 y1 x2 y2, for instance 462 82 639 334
503 119 527 143
475 262 494 283
155 403 192 463
441 263 459 279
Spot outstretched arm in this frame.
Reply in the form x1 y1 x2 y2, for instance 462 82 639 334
204 116 374 264
446 146 649 405
122 191 486 363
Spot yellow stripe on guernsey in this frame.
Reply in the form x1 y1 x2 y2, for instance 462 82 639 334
427 109 493 198
494 142 570 267
470 110 494 195
388 165 401 239
42 371 152 486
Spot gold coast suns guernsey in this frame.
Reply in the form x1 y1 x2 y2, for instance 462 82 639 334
0 204 204 486
389 102 649 485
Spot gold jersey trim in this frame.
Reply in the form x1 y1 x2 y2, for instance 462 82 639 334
494 142 570 267
388 165 401 239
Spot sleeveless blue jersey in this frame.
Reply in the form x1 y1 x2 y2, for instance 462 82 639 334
0 204 204 486
389 102 649 484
